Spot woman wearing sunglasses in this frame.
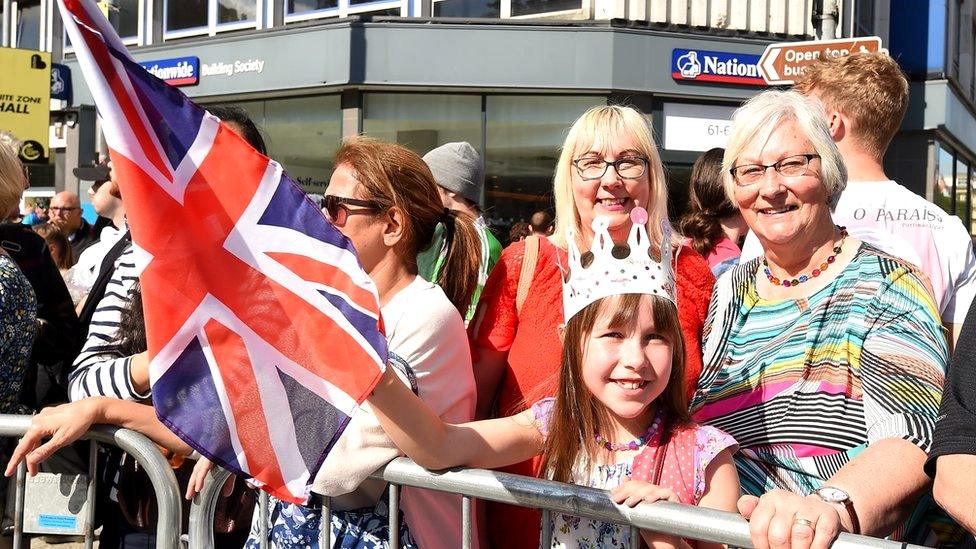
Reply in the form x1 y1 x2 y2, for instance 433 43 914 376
246 136 483 549
468 105 716 549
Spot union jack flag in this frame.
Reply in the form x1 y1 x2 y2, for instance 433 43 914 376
57 0 388 503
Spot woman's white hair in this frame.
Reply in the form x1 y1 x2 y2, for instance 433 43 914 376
722 90 847 209
0 132 26 216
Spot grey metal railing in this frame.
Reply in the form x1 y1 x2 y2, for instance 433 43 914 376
189 457 923 549
0 414 183 549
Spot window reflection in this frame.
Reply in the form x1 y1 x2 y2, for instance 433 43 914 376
287 0 338 13
219 96 342 195
166 0 208 31
434 0 500 17
15 1 41 50
114 0 139 38
511 0 581 16
485 96 603 225
218 0 256 23
957 157 970 231
362 94 481 156
936 146 955 215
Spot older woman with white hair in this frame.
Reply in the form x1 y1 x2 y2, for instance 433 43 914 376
691 90 947 547
0 133 37 412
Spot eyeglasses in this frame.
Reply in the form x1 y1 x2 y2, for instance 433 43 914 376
48 206 80 213
572 156 649 181
321 195 383 226
729 154 821 186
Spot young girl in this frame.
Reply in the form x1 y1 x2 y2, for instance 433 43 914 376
368 213 740 548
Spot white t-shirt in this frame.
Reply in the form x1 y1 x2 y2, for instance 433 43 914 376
740 180 976 324
311 275 478 549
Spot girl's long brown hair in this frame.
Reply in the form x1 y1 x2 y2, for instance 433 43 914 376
334 137 481 315
539 293 689 483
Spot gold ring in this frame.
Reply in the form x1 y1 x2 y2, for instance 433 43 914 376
794 518 815 529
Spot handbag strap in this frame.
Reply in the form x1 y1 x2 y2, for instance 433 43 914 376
650 418 669 485
516 235 540 316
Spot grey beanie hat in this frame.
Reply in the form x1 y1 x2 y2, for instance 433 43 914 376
422 142 485 206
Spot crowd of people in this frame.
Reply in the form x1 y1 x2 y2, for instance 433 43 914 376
0 51 973 549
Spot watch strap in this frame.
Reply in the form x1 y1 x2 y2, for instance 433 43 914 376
813 488 860 535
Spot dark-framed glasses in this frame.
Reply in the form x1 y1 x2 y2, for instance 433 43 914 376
572 156 649 181
730 154 821 186
321 195 383 226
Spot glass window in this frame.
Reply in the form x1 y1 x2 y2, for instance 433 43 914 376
218 0 257 24
166 0 209 32
287 0 338 14
222 96 342 195
957 157 970 230
936 146 955 215
433 0 499 17
114 0 140 39
511 0 581 16
362 93 481 156
15 0 41 50
484 95 604 226
970 166 976 236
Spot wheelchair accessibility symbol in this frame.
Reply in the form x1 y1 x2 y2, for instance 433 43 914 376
677 51 702 79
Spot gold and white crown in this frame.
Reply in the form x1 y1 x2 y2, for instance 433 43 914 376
563 209 676 322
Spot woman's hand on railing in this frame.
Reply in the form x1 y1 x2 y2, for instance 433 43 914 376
186 457 213 500
4 399 101 477
738 490 842 549
611 480 687 549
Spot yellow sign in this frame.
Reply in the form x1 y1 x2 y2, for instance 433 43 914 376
0 48 52 163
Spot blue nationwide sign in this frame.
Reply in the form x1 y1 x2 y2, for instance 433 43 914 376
671 49 765 86
139 56 200 86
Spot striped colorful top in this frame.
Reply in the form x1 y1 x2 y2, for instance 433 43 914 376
691 243 947 498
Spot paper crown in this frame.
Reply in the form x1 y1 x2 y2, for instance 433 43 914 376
563 208 675 322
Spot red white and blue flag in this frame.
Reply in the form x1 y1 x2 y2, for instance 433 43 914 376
56 0 388 503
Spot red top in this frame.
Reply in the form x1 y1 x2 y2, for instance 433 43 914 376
469 237 715 549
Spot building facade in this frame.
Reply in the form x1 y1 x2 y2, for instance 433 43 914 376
2 0 902 230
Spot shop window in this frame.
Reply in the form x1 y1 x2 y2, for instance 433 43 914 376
13 0 41 50
431 0 580 18
936 146 955 215
958 157 971 231
970 166 976 236
363 93 482 157
286 0 402 20
484 95 604 228
165 0 259 38
219 95 342 196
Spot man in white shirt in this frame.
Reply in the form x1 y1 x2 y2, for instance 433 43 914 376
740 52 976 346
69 161 127 299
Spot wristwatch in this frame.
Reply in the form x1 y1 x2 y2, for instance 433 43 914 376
811 486 860 535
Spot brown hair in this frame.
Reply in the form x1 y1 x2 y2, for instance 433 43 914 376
793 52 908 158
678 148 736 257
32 223 75 270
334 137 481 315
540 293 689 483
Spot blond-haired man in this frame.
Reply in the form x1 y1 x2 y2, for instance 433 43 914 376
742 52 976 346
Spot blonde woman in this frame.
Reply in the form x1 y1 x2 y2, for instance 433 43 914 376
469 105 715 549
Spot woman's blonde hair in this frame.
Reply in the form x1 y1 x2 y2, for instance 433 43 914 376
552 106 670 249
0 132 26 217
722 90 847 209
540 293 689 483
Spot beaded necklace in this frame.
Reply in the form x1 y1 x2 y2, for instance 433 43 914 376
763 226 848 287
594 414 663 452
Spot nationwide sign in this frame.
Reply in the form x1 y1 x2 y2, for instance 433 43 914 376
671 49 765 86
758 37 885 85
139 56 199 86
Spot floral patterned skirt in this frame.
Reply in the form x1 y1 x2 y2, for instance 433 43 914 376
245 492 418 549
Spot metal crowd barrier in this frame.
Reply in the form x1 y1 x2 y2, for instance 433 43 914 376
0 414 183 549
188 457 922 549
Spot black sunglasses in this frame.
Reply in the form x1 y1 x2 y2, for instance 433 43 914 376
321 195 383 225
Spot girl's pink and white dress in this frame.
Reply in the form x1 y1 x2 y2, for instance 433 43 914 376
531 398 737 548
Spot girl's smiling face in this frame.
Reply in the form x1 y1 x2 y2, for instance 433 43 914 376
579 294 673 437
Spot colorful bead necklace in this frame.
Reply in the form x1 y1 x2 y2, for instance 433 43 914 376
763 226 848 287
594 414 662 452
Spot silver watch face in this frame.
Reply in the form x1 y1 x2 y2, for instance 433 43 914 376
815 486 850 502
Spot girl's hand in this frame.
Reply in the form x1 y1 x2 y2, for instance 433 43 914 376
186 457 213 500
611 479 681 507
5 399 103 477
